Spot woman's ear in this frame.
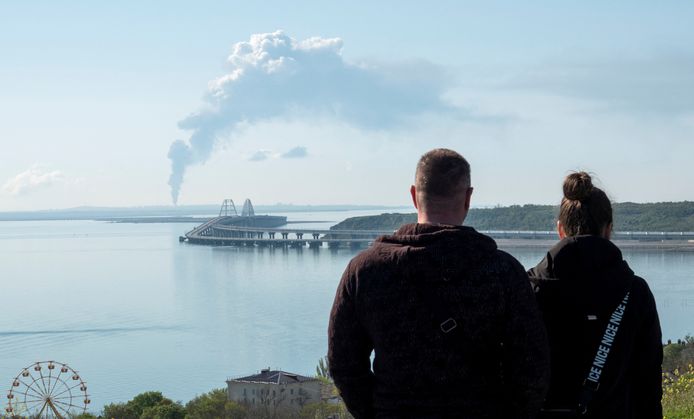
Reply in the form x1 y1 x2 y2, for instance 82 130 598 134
602 223 613 240
556 220 567 239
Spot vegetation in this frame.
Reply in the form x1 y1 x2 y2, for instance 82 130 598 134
77 362 352 419
331 202 694 232
103 391 186 419
315 356 331 380
23 344 694 418
663 336 694 418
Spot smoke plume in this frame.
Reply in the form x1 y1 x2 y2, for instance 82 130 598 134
168 30 454 203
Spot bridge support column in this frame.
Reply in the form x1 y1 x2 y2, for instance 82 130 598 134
297 233 304 240
281 232 289 240
269 232 275 239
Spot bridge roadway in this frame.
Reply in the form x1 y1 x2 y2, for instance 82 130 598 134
182 217 694 248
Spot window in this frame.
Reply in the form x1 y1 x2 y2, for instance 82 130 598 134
290 389 294 395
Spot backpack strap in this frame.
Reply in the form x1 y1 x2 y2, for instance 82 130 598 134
576 282 633 415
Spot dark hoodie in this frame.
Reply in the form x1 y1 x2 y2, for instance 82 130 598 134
328 223 550 419
528 236 662 419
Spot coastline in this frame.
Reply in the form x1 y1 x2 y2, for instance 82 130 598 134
497 238 694 251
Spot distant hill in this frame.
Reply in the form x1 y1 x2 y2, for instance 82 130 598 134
331 202 694 232
0 204 407 221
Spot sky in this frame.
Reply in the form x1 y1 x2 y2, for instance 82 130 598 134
1 1 693 211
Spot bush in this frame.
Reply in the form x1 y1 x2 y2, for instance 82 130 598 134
103 391 184 419
663 336 694 373
185 388 248 419
662 363 694 419
141 400 186 419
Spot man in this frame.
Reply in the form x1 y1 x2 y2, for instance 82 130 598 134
328 149 549 418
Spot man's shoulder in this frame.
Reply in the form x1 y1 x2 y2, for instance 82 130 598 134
346 238 524 278
476 248 526 278
346 240 407 272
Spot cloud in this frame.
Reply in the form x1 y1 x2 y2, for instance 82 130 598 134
248 149 273 162
508 52 694 115
2 166 65 196
281 146 308 159
167 30 459 204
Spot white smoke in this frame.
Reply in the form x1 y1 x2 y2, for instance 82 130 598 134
2 166 65 196
168 30 455 203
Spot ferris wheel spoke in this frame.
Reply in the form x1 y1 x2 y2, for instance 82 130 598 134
21 399 47 414
47 363 53 397
53 398 82 416
20 397 45 407
46 394 78 403
19 394 45 403
18 377 48 399
50 381 80 399
23 371 49 396
46 376 70 400
52 399 76 413
37 365 52 397
47 366 66 397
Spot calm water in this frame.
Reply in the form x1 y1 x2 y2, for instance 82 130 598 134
1 212 693 412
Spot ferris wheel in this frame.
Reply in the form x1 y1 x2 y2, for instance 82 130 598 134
5 361 90 418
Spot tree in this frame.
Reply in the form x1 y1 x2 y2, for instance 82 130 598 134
141 400 186 419
299 401 351 419
130 391 167 417
103 391 183 419
316 356 330 380
103 402 137 419
185 388 248 419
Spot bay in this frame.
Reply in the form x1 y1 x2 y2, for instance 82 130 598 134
0 211 692 411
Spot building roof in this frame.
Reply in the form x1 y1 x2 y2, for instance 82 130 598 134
228 369 317 385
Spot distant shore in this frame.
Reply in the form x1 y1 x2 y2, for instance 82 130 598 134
498 239 694 251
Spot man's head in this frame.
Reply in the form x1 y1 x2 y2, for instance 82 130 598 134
410 148 473 225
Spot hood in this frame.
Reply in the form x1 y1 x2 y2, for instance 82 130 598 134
373 223 498 282
547 235 632 279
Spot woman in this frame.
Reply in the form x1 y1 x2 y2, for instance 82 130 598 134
529 172 662 419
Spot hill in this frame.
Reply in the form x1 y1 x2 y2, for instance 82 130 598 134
331 202 694 232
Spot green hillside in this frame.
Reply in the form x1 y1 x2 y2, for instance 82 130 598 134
331 202 694 232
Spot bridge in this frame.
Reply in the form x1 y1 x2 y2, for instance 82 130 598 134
183 217 392 249
181 203 694 249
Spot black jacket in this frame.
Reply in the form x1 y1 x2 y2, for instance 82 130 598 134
328 223 549 419
528 236 662 419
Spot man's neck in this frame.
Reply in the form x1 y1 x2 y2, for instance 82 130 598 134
417 213 464 226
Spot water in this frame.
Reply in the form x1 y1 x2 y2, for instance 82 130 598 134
1 212 693 412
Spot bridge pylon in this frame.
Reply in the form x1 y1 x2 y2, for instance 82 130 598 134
219 199 238 217
241 199 255 217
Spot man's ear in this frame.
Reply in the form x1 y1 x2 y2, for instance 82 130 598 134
410 185 418 210
464 187 473 211
557 220 567 239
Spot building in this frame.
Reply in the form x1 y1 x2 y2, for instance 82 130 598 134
227 368 322 411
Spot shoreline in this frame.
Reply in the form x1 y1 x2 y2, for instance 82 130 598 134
497 239 694 251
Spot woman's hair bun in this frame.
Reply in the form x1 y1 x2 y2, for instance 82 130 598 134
563 171 593 201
